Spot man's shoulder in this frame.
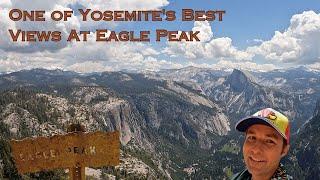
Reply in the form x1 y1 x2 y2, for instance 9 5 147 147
271 163 293 180
231 169 251 180
231 164 293 180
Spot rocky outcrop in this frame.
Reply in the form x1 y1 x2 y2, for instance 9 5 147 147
0 69 232 179
287 99 320 179
208 69 302 130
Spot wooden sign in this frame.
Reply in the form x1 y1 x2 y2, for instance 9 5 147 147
10 131 120 174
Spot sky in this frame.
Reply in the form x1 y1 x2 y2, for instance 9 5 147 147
0 0 320 73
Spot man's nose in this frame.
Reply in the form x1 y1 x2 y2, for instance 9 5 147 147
250 141 264 154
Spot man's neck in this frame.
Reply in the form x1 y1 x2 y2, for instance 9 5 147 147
251 166 278 180
250 162 280 180
251 175 272 180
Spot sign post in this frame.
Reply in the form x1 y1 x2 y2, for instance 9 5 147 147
10 125 120 179
67 124 86 180
70 163 85 180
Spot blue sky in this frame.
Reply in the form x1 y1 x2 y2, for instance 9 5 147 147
0 0 320 72
205 0 320 48
115 0 320 48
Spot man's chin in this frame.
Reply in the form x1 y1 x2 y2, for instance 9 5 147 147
245 157 268 174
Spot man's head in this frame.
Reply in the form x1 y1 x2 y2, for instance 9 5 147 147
235 108 290 179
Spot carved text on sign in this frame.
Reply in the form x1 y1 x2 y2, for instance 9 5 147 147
18 146 97 162
10 131 119 174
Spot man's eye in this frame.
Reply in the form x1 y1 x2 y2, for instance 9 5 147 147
247 136 255 141
265 139 275 144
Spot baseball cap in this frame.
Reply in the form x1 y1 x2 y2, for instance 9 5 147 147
235 108 290 144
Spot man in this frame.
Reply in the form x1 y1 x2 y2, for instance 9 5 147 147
232 108 293 180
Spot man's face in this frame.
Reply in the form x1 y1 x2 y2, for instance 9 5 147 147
243 124 289 178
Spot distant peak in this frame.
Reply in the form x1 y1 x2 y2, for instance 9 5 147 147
225 69 257 92
228 69 256 83
18 68 77 76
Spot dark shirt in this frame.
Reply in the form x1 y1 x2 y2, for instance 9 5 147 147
232 163 293 180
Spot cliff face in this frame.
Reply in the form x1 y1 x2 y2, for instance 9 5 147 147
287 99 320 179
147 66 320 178
207 69 305 132
2 67 319 178
0 69 230 179
146 67 320 133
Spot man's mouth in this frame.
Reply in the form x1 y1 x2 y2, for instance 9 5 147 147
249 156 266 163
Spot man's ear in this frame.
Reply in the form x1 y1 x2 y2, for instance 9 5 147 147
281 144 290 158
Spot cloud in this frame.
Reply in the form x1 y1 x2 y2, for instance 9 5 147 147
1 4 80 53
253 39 263 43
57 32 160 64
247 11 320 64
9 0 169 11
2 2 318 73
162 20 252 61
214 60 277 72
306 62 320 71
72 0 169 10
0 57 23 73
0 9 22 49
66 61 113 72
246 39 263 45
0 0 11 8
192 21 213 42
0 0 169 53
184 60 277 72
69 0 169 30
0 50 66 72
0 0 174 73
0 30 182 73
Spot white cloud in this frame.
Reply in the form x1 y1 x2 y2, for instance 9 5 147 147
137 57 184 71
1 3 80 53
72 0 169 30
183 61 277 72
57 32 160 64
246 39 263 44
3 2 318 73
1 0 169 53
306 62 320 71
0 50 65 72
0 29 181 73
9 0 169 11
63 53 183 73
192 21 213 42
253 39 263 43
0 0 174 73
0 0 11 8
247 11 320 64
10 0 68 10
141 47 160 56
79 0 169 10
162 20 252 61
0 58 23 72
66 61 112 73
214 60 277 72
0 10 13 44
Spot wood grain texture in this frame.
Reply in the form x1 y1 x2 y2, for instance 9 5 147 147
10 131 120 174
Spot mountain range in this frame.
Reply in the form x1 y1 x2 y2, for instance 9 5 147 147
0 67 319 179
